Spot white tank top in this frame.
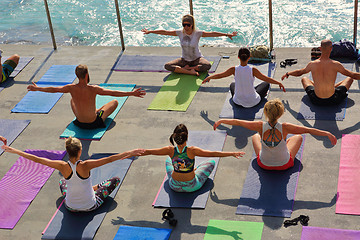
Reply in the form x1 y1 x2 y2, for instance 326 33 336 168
259 122 290 167
176 29 203 61
232 65 261 107
65 161 96 211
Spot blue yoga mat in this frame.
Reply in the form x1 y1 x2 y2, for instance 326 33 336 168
219 62 276 119
11 65 77 113
113 226 172 240
1 56 34 78
152 130 227 209
0 119 30 155
59 83 135 140
42 153 134 240
297 62 354 121
112 55 221 73
236 135 305 217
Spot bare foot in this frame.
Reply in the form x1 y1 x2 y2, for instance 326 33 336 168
189 69 199 76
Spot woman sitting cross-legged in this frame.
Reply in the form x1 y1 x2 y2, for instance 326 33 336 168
139 124 244 192
1 137 143 212
213 99 337 170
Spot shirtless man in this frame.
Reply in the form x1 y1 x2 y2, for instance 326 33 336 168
0 49 20 83
27 64 146 129
281 39 360 105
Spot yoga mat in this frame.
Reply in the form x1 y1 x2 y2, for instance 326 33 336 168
0 119 31 155
2 56 34 78
219 62 276 119
204 220 264 240
301 226 360 240
59 83 135 140
297 63 354 121
112 55 221 73
236 135 305 217
336 134 360 215
148 72 207 111
152 130 227 208
42 153 134 240
11 65 77 113
113 226 172 240
0 149 66 229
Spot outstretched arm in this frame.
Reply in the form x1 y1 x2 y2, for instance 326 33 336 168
281 62 312 80
253 68 286 92
96 86 146 98
214 119 262 133
1 145 67 171
191 146 244 158
202 67 235 84
141 28 177 36
283 122 337 145
336 63 360 80
140 146 173 156
82 149 145 171
27 82 72 93
202 31 237 40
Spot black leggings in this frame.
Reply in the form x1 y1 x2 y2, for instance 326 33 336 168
230 81 270 103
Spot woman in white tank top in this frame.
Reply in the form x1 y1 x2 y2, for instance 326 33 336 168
2 137 143 211
213 99 337 170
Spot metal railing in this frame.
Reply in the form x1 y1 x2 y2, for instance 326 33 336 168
43 0 359 50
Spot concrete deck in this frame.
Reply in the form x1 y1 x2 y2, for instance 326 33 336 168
0 44 359 240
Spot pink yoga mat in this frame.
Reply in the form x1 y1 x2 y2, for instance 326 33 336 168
336 134 360 215
301 226 360 240
0 149 66 229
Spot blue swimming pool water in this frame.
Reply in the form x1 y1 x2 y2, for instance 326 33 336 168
0 0 356 48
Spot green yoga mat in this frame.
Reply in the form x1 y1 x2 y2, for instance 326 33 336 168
59 83 135 140
148 71 207 111
204 220 264 240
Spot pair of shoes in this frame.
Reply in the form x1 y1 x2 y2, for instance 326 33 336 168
311 47 321 59
280 59 298 68
283 215 309 227
162 209 177 227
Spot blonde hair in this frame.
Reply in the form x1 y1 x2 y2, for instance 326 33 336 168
65 137 82 158
182 14 196 30
264 98 284 124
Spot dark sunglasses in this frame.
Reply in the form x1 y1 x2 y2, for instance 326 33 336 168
182 23 191 27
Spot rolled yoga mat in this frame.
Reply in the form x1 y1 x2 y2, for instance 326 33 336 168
0 119 30 155
219 62 276 119
236 135 305 217
0 149 66 229
296 62 354 121
59 83 135 140
42 153 134 240
1 56 34 78
112 55 221 73
11 65 77 113
113 226 172 240
204 220 264 240
301 226 360 240
336 134 360 215
147 71 207 112
152 130 227 209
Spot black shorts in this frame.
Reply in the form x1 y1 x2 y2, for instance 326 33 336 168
305 85 348 106
73 110 106 129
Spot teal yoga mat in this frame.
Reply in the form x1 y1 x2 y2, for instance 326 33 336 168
60 83 135 140
11 65 77 113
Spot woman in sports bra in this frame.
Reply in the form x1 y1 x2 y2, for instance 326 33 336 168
1 137 143 212
140 124 244 192
213 99 337 170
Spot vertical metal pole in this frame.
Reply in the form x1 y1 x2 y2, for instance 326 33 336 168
43 0 57 50
189 0 194 15
114 0 125 51
269 0 273 50
354 0 358 47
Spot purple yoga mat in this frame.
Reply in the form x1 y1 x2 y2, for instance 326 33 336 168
0 149 66 229
301 226 360 240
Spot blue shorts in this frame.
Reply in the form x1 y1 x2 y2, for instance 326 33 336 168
2 59 17 82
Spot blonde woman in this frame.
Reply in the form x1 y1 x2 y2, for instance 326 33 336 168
213 99 337 170
2 137 143 212
142 14 237 76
